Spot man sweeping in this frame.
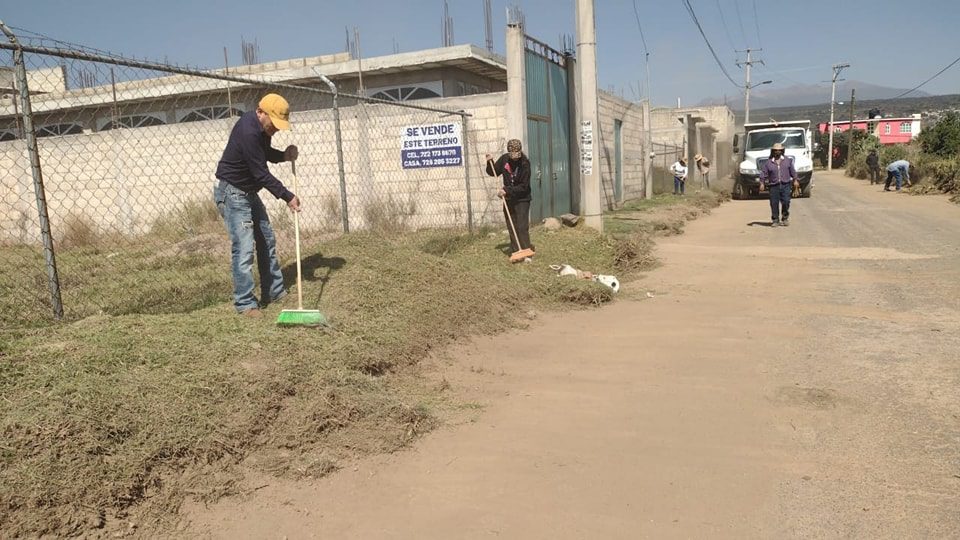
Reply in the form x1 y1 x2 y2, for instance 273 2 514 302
214 93 300 317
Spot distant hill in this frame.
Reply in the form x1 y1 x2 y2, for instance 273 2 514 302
729 94 960 129
700 80 931 110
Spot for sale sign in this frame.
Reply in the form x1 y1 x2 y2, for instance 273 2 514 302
401 122 463 169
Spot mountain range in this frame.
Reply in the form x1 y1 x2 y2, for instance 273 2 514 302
699 80 931 110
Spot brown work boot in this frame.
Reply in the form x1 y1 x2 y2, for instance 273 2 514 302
241 308 262 318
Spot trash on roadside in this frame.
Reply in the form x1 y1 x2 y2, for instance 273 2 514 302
549 264 620 293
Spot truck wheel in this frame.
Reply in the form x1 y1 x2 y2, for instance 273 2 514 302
801 183 813 198
733 182 746 200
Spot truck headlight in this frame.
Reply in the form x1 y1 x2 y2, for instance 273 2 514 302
797 164 813 173
739 167 757 175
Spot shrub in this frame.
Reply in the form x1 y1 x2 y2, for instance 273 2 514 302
60 213 101 248
918 111 960 157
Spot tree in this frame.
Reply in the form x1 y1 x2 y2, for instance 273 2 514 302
816 128 868 167
918 111 960 157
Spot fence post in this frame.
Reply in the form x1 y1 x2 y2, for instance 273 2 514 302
461 114 474 233
316 73 349 233
1 21 64 319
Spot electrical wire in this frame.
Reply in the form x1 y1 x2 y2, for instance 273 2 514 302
733 0 750 48
681 0 740 89
631 0 652 98
892 54 960 99
631 0 649 57
714 0 738 53
752 0 763 49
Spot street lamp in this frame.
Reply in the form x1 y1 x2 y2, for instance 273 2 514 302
744 80 772 126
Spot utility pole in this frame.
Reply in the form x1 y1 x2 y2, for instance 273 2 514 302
736 48 764 126
643 50 653 199
576 0 602 231
847 88 856 164
826 62 850 171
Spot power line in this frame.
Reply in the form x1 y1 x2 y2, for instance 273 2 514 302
631 0 652 100
682 0 740 88
733 0 750 48
892 54 960 99
751 0 763 49
714 0 738 52
631 0 649 56
758 64 802 86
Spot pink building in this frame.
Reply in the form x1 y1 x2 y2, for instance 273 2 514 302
817 114 922 145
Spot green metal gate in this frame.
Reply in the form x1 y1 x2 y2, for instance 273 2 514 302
524 36 572 222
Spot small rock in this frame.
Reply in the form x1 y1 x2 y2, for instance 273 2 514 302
542 217 562 230
526 310 537 320
560 213 580 227
645 292 655 298
88 513 106 529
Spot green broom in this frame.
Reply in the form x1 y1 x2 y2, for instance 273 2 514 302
277 161 327 327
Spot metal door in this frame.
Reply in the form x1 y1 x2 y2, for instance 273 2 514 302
526 118 550 222
524 36 571 222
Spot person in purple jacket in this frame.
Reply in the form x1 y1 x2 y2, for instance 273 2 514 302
759 143 799 227
214 93 301 317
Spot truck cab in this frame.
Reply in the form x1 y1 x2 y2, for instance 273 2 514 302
732 120 815 199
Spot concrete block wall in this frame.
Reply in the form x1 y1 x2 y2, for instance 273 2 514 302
651 105 736 183
597 91 646 208
0 92 509 245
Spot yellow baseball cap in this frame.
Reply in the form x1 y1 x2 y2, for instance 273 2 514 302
258 93 290 130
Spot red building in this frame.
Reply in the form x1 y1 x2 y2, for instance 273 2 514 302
817 114 922 145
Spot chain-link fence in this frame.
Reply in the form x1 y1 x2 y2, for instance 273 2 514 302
0 27 490 326
649 141 684 195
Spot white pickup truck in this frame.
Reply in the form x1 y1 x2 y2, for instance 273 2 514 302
732 120 815 199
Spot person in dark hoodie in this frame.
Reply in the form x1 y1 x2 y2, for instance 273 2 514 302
485 139 534 259
865 149 880 185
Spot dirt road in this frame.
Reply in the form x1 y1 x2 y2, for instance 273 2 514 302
182 171 959 538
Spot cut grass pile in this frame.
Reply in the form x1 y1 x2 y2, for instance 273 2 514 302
605 191 730 238
0 191 725 536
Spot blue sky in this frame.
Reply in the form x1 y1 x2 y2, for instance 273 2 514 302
3 0 959 107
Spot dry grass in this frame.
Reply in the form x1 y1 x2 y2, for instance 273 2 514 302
150 200 222 241
60 213 102 249
321 192 345 233
604 191 728 240
363 194 417 233
0 193 724 536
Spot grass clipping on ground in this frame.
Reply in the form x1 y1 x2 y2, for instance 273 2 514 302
0 191 724 536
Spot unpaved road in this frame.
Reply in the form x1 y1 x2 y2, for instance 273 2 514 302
182 171 959 538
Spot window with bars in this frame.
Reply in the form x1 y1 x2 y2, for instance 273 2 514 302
177 105 244 123
97 113 167 131
884 124 891 135
899 122 912 133
36 123 85 138
370 86 441 102
367 81 443 102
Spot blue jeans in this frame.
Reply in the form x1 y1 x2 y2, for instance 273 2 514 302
769 182 792 222
884 169 902 190
214 181 286 312
673 176 685 194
